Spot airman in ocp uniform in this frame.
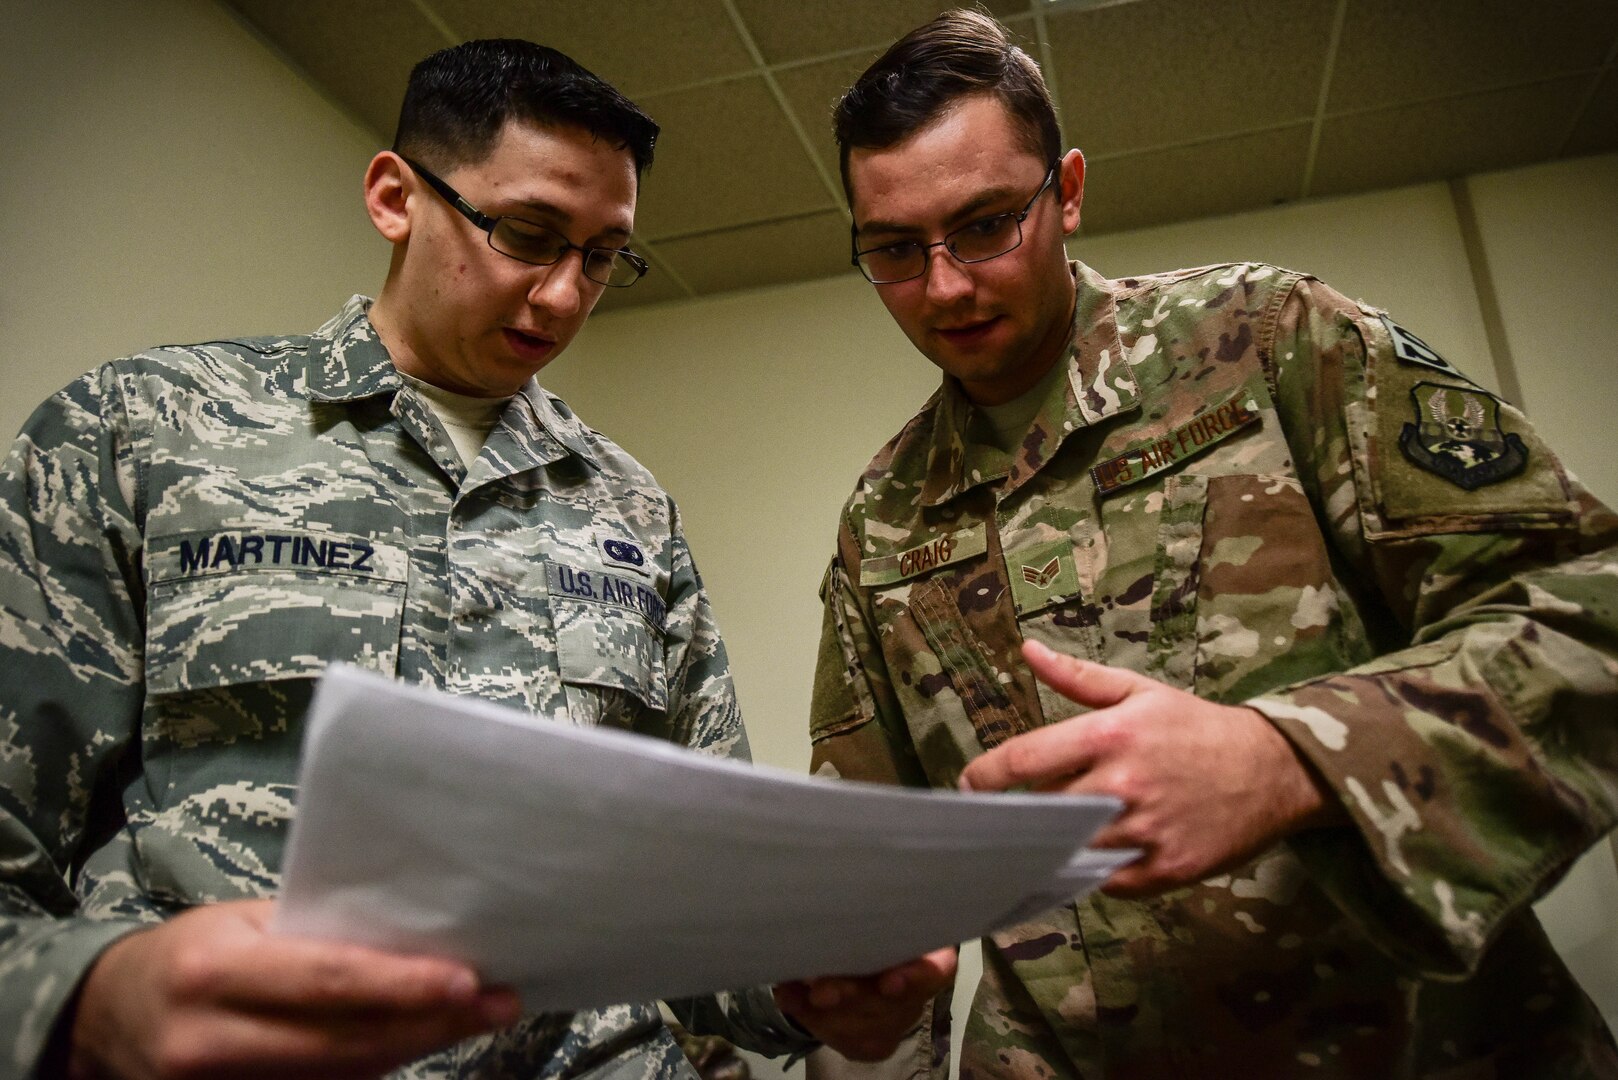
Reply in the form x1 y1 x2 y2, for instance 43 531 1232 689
803 10 1618 1078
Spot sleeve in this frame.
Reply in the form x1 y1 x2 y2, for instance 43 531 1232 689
807 520 930 787
1245 275 1618 977
0 366 153 1076
655 500 819 1060
658 500 748 762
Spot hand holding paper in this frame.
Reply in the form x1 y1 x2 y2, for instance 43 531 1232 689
274 666 1130 1012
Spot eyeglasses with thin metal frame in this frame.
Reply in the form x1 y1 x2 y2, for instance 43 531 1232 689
401 156 649 288
850 162 1060 285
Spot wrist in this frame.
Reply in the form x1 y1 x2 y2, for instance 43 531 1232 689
1244 706 1347 835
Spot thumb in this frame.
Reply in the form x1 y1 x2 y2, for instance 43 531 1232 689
1022 640 1140 709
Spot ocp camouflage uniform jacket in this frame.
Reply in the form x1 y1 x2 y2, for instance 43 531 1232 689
0 297 810 1078
811 262 1618 1078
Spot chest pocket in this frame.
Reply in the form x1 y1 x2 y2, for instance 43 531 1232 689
860 525 1037 778
138 529 409 901
1146 473 1364 702
144 529 408 696
545 561 669 721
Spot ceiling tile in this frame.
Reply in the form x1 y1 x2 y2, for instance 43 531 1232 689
224 0 1616 304
1079 125 1312 235
773 50 885 198
1565 69 1618 157
1046 0 1333 157
1311 78 1590 197
631 78 836 239
223 0 445 139
651 211 853 295
428 0 754 96
1327 0 1618 113
731 1 1030 66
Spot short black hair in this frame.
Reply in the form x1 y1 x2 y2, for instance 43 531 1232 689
834 10 1061 199
393 39 658 175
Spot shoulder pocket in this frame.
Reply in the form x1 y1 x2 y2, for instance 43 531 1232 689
1358 315 1575 536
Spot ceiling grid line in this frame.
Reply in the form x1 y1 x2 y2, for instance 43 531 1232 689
1300 0 1351 199
630 240 699 298
1555 27 1618 156
1324 68 1610 124
636 42 885 103
636 9 1040 106
219 0 1618 308
1085 116 1314 163
212 4 389 146
719 0 851 218
651 206 851 247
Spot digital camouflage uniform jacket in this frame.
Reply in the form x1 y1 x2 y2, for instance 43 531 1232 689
0 297 810 1078
810 263 1618 1078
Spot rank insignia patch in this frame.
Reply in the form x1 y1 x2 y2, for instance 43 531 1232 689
1020 557 1061 589
1007 539 1079 616
1399 381 1528 490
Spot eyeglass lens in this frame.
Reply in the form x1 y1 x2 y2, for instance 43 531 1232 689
489 220 641 287
857 212 1022 283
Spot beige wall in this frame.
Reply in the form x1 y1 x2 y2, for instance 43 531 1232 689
0 0 384 442
3 0 1614 1065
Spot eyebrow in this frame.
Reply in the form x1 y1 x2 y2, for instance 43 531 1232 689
503 197 635 246
856 184 1028 241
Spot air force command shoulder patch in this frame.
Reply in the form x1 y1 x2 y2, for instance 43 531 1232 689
1399 381 1528 490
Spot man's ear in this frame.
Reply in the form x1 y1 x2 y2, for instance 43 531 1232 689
364 151 412 244
1058 148 1085 236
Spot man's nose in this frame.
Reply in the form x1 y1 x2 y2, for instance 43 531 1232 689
923 246 975 305
528 251 585 320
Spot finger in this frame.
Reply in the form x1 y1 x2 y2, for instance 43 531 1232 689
959 715 1102 793
148 995 519 1079
876 947 958 996
178 932 488 1015
1021 640 1142 709
807 977 857 1010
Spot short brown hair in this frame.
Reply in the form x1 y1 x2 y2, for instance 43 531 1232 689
834 9 1061 199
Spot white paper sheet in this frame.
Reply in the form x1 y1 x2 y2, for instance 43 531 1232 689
272 665 1129 1012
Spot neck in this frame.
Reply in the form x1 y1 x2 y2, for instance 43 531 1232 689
962 268 1079 406
367 283 418 377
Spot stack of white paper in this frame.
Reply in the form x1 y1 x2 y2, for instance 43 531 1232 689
273 665 1130 1011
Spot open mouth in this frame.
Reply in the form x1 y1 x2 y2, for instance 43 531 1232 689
935 315 1002 346
503 327 556 360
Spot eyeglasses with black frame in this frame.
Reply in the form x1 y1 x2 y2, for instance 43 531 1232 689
401 156 649 288
851 162 1060 285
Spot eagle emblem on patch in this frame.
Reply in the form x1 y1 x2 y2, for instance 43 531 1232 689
1399 382 1527 490
1019 557 1062 590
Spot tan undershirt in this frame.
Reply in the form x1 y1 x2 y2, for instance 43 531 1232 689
970 353 1071 470
396 370 511 466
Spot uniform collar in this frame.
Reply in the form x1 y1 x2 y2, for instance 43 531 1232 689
918 261 1140 507
304 296 400 403
304 295 598 475
487 383 601 476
